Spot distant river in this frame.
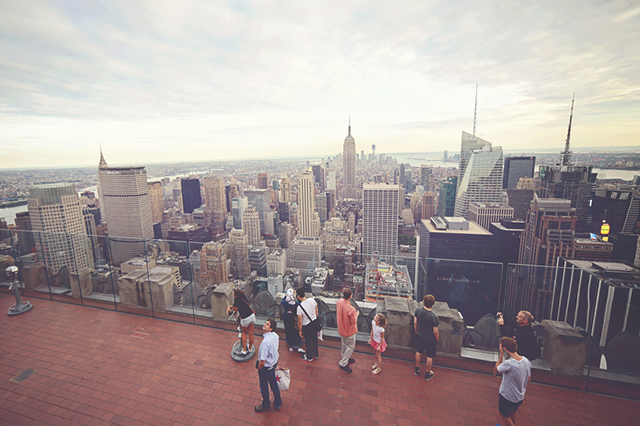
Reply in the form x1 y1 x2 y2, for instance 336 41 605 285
592 168 639 181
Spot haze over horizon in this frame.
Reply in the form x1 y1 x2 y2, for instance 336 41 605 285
1 0 639 169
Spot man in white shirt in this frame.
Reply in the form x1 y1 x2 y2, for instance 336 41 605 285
493 336 532 426
296 288 319 361
255 319 282 412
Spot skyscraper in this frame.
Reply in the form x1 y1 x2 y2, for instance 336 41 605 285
421 192 435 222
342 122 357 199
231 196 248 230
148 181 164 224
242 206 260 246
298 171 317 237
28 183 94 274
311 165 324 191
503 157 536 189
98 152 154 265
244 188 270 234
196 242 228 287
438 177 457 217
362 183 400 259
228 228 251 279
181 178 202 214
203 176 227 234
454 132 503 219
420 165 432 191
257 173 268 189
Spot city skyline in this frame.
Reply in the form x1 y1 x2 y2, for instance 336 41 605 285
1 1 640 169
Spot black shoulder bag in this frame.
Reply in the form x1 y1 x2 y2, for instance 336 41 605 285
299 301 322 333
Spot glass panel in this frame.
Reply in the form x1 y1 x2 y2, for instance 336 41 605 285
419 257 503 362
0 228 18 297
78 233 118 311
110 235 154 317
10 229 52 301
35 230 82 305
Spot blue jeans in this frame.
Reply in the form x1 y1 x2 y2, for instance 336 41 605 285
258 364 281 409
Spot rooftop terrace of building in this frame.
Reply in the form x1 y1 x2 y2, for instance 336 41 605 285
2 295 640 426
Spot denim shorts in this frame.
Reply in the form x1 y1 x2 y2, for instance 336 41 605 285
240 313 256 328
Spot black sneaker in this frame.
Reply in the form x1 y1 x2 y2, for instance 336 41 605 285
348 358 356 364
425 371 434 381
314 355 319 360
414 366 421 376
301 355 313 361
340 365 353 373
255 404 270 413
275 405 282 411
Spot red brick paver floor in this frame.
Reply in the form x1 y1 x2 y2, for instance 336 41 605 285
1 297 638 426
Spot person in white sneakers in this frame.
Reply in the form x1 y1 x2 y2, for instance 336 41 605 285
296 289 319 361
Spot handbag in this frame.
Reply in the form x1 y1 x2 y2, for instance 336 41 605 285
298 301 322 333
275 368 290 391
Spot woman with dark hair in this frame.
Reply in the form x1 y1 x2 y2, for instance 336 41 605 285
228 289 255 355
281 288 304 352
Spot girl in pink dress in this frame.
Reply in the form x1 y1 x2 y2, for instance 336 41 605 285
368 313 387 375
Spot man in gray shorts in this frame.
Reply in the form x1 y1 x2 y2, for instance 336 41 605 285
493 336 532 426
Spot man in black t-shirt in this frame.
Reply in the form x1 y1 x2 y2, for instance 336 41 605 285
414 294 440 381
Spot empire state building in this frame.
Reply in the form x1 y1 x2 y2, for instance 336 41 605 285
342 122 357 199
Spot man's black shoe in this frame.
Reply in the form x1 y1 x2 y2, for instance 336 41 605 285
275 405 281 411
340 365 353 373
255 404 270 413
348 358 356 364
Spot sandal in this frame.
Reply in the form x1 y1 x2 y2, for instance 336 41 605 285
371 364 377 370
372 367 382 375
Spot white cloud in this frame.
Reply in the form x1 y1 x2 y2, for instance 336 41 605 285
0 0 639 168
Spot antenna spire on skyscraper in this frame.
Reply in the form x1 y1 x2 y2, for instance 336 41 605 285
98 143 108 169
561 93 575 166
473 84 478 136
348 114 351 136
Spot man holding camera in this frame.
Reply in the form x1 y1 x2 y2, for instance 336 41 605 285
497 310 539 361
254 319 282 413
493 336 531 426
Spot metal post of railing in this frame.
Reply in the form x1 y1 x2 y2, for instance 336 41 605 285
564 265 576 323
551 257 561 320
586 275 593 332
143 239 155 318
70 232 84 306
105 236 118 311
590 279 602 336
623 287 633 332
37 231 54 300
186 241 196 325
573 269 584 328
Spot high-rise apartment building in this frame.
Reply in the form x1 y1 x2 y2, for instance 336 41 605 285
231 196 248 230
203 176 227 234
290 236 322 275
298 170 316 236
362 183 400 259
420 166 432 191
454 132 503 219
242 206 260 246
28 183 94 274
98 152 153 265
227 228 251 279
244 189 270 234
438 177 457 217
148 181 164 224
196 242 228 287
503 157 536 189
181 178 202 214
421 192 435 222
468 202 514 231
14 211 35 255
280 175 291 203
342 123 357 199
507 195 577 320
257 173 268 189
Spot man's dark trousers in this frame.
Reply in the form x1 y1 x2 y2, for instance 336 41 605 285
302 324 319 358
258 364 281 409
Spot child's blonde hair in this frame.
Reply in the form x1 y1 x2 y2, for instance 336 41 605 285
375 313 387 328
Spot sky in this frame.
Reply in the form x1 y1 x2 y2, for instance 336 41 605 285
1 0 639 169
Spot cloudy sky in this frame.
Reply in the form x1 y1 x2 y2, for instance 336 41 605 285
1 0 639 169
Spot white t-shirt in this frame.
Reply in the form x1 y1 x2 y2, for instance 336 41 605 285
371 321 385 343
497 356 531 403
296 298 317 326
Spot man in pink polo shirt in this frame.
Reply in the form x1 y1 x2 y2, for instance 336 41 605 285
337 288 358 373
